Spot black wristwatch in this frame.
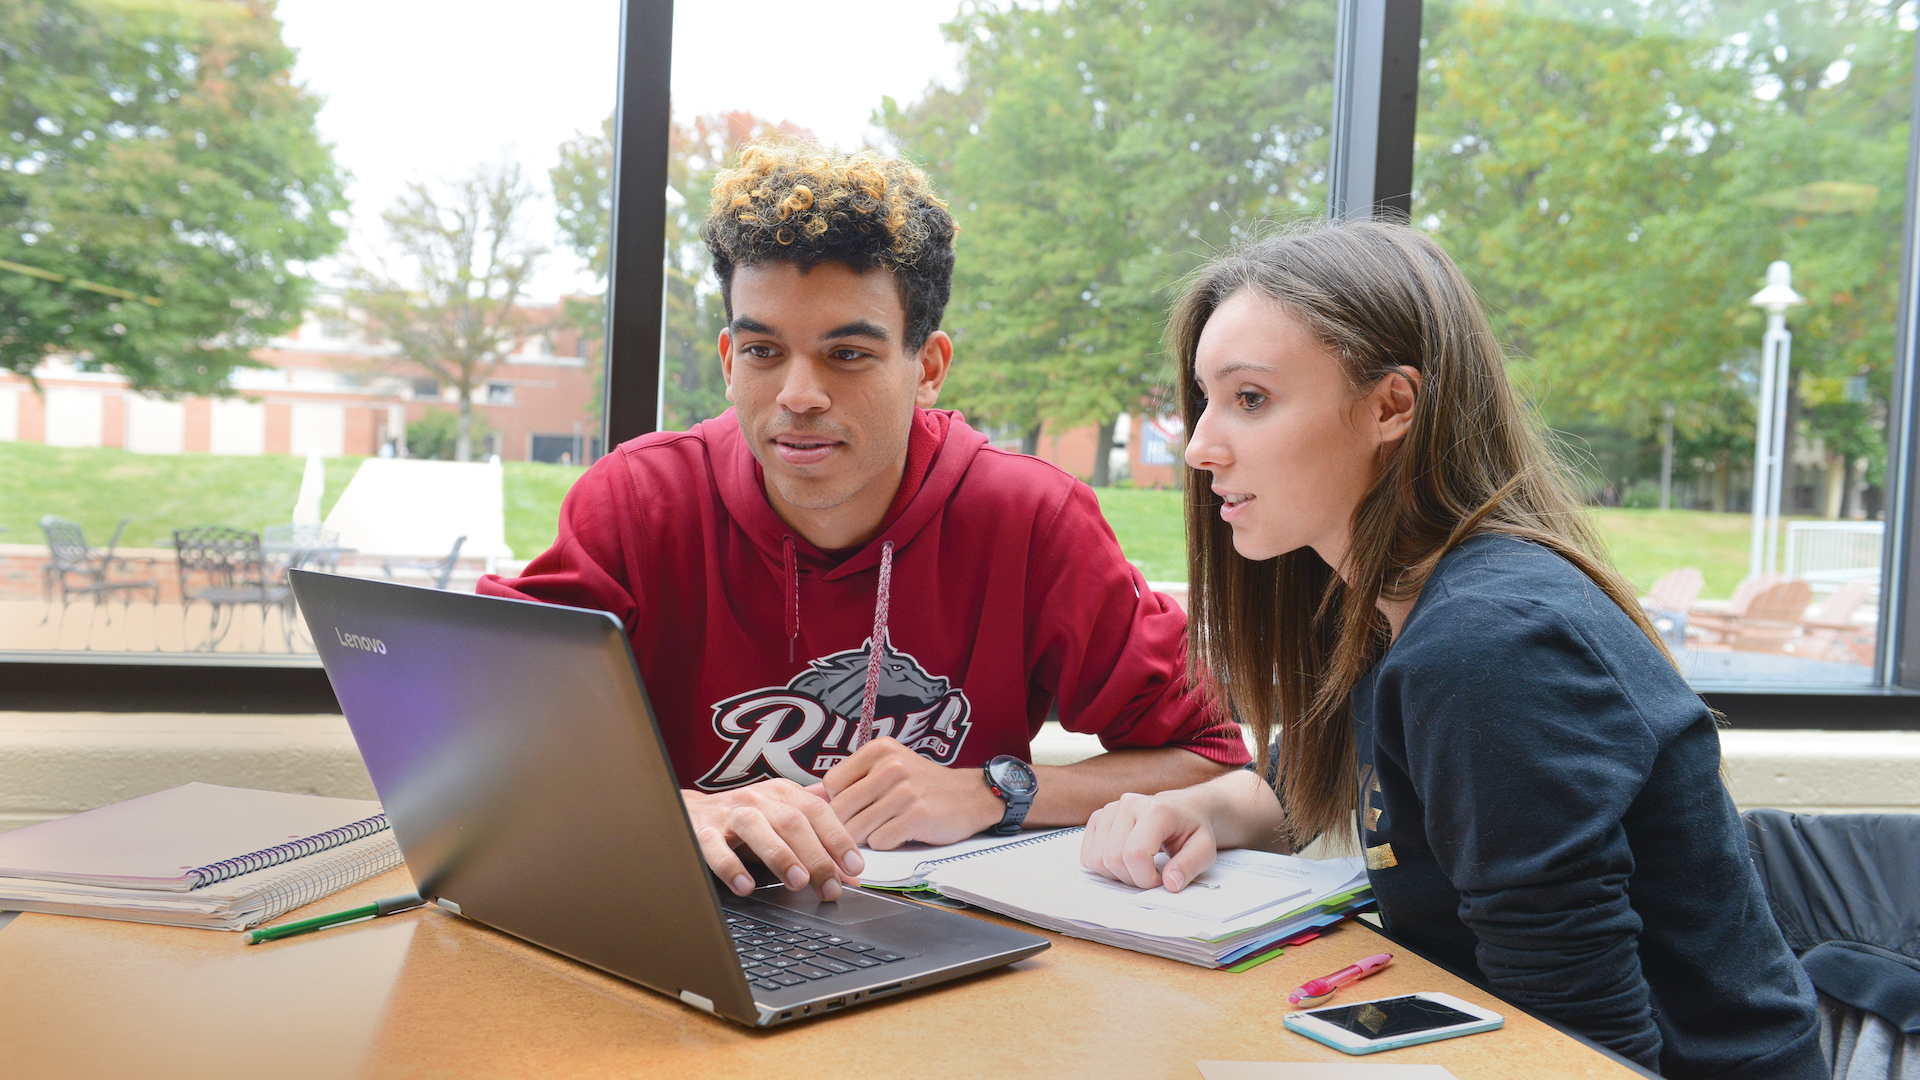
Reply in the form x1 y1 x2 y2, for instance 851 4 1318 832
983 755 1038 836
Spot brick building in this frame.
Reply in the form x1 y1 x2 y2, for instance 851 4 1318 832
0 295 601 464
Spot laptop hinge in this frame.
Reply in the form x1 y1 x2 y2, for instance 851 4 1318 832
678 990 715 1014
435 898 462 916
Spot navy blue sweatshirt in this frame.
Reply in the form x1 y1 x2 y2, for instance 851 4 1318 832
1350 535 1823 1079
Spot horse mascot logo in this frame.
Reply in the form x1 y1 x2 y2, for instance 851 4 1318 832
695 632 974 790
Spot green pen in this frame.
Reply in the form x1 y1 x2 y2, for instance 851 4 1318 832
244 891 426 945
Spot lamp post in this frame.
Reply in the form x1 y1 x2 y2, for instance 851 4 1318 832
1748 261 1807 580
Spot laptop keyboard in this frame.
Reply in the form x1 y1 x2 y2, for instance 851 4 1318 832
724 911 912 992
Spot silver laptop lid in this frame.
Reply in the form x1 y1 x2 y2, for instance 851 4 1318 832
288 569 757 1021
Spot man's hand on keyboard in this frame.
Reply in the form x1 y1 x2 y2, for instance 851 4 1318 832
683 781 866 900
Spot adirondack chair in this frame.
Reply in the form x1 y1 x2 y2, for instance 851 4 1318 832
1686 574 1782 647
1689 579 1813 653
1799 580 1877 665
1643 567 1704 647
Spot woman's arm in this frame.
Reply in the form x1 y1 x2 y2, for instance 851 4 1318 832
1387 591 1667 1064
1079 766 1288 891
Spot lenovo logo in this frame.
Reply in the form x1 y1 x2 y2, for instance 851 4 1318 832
334 628 387 654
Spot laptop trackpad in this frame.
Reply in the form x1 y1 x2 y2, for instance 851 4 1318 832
751 886 906 925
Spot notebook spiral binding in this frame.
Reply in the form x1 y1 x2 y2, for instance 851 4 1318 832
242 833 406 929
911 826 1085 876
186 814 392 889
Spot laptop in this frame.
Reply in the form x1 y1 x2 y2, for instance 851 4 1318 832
288 569 1048 1027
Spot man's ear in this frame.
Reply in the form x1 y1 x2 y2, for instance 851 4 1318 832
718 328 736 404
1372 365 1421 445
914 330 954 409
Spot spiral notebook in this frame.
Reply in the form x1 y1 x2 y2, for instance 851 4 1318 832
919 827 1372 968
854 828 1075 889
0 782 388 891
0 783 403 930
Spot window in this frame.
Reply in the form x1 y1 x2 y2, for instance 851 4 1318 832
1410 0 1914 690
1 0 617 684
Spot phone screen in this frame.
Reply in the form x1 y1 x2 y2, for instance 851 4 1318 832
1301 996 1481 1040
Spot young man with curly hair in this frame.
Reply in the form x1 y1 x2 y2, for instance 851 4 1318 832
480 144 1246 901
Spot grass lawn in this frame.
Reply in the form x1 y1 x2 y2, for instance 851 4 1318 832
0 441 583 559
1095 486 1783 600
1092 487 1192 582
0 440 1789 599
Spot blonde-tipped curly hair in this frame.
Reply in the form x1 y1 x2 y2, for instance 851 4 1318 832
703 142 957 350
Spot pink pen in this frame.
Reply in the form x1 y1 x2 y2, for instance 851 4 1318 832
1287 952 1393 1006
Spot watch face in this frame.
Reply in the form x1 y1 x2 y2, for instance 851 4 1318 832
992 757 1037 797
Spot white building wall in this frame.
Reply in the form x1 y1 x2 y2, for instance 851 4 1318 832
289 402 345 457
209 399 265 456
0 388 16 441
43 389 103 448
124 396 185 455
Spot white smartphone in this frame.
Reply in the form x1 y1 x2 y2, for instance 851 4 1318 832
1282 991 1504 1055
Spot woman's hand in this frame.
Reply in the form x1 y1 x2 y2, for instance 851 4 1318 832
1080 788 1221 893
1080 768 1290 893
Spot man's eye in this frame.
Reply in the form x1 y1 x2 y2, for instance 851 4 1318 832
744 344 777 359
830 348 869 362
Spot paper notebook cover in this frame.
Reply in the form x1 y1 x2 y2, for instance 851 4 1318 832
0 782 387 892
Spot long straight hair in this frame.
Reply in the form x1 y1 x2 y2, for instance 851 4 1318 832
1170 221 1670 847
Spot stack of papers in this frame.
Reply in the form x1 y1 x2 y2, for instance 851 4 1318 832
0 832 402 930
922 829 1371 968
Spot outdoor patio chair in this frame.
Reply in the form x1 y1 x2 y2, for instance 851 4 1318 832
1800 581 1879 666
1688 573 1786 647
172 525 295 652
1643 567 1704 648
263 522 346 573
382 535 466 590
1690 578 1814 653
38 515 160 647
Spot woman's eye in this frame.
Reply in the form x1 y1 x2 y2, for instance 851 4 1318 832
1236 390 1266 411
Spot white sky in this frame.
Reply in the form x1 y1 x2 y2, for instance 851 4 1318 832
276 0 964 302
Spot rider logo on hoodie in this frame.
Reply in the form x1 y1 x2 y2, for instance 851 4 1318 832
695 632 974 791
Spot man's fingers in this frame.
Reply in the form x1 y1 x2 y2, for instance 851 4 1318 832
794 788 866 879
728 804 845 901
820 736 900 797
825 770 886 839
694 824 757 896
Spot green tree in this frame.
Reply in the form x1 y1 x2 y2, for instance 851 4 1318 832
0 0 347 393
352 161 545 462
884 0 1335 484
1414 0 1911 508
405 406 494 461
552 110 811 433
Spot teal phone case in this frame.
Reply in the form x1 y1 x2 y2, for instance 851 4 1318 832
1283 1009 1503 1055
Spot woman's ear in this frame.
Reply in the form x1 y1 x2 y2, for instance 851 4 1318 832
1372 365 1422 446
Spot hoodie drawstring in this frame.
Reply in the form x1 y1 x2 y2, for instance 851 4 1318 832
782 534 799 663
852 540 895 751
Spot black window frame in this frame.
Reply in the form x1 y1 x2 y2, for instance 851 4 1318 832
7 0 1919 727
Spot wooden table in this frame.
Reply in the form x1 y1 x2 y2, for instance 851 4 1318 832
0 868 1646 1080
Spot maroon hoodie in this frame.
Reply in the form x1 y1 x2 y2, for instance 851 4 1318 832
478 407 1248 791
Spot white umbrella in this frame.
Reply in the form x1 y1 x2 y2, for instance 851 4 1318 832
292 447 325 528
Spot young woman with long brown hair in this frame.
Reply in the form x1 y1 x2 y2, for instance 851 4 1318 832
1079 221 1822 1079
